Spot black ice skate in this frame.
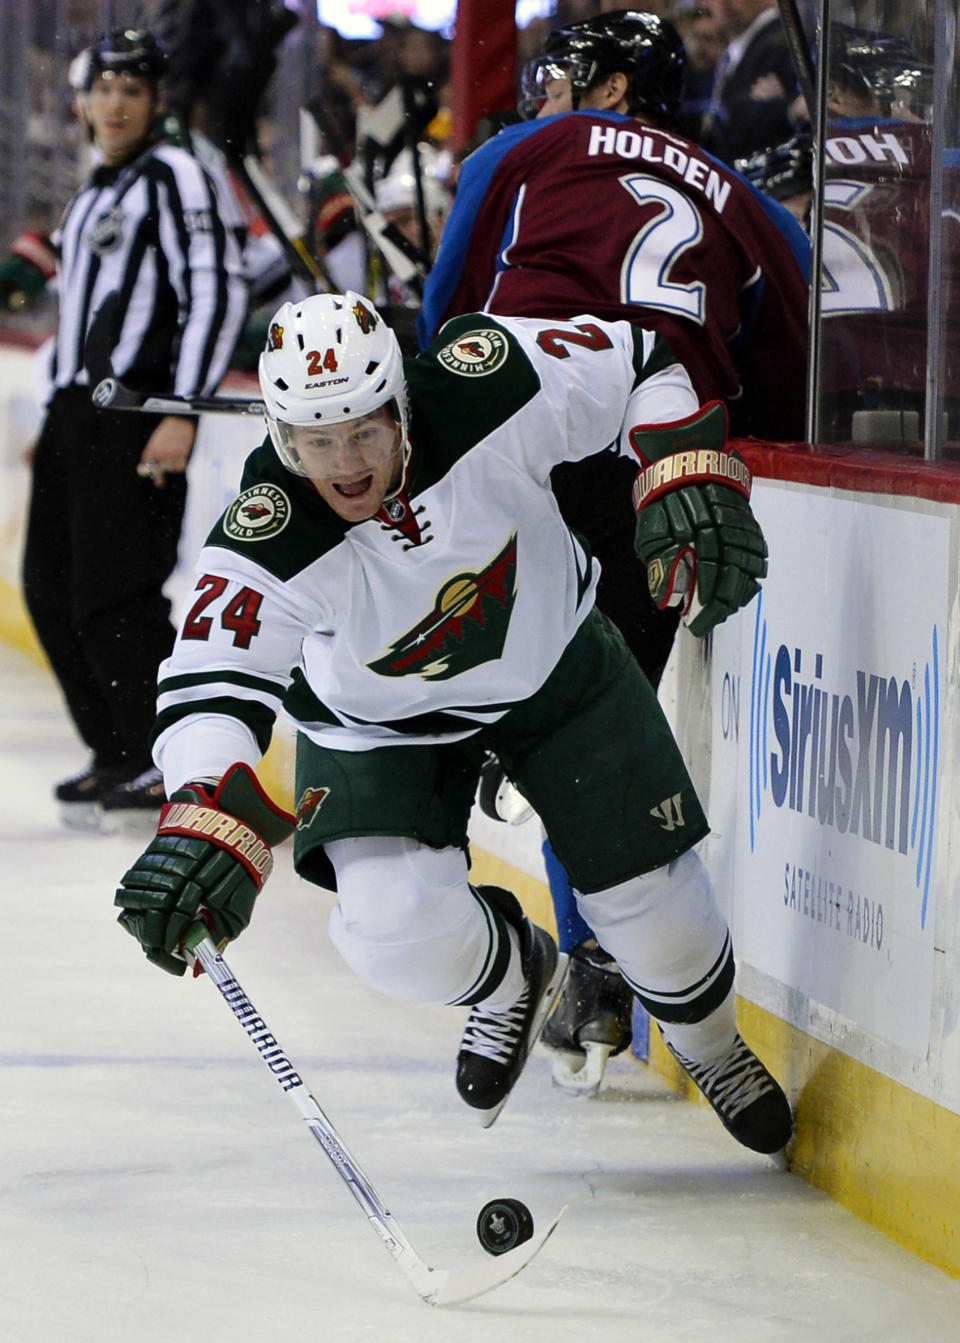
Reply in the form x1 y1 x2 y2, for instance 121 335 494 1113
99 765 166 834
456 888 568 1129
540 940 634 1098
56 763 129 831
665 1032 793 1154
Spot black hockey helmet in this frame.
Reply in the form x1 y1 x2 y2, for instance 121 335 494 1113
70 29 168 94
519 10 686 125
828 23 933 117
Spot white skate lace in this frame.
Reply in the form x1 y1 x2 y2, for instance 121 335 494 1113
461 985 531 1065
674 1036 773 1120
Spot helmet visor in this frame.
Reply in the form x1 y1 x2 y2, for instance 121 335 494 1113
518 57 575 118
269 411 402 480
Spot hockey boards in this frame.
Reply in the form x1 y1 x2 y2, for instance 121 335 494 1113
184 927 565 1307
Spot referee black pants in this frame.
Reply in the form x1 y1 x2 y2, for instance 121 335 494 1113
22 386 186 775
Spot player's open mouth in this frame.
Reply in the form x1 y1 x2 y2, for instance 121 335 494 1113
334 475 374 499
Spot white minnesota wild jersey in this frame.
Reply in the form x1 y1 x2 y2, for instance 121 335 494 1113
154 312 699 783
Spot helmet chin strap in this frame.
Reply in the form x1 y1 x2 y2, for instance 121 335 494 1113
382 425 412 503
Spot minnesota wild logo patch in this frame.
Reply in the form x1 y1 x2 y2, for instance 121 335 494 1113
436 328 508 377
296 785 331 829
368 533 518 681
223 484 291 542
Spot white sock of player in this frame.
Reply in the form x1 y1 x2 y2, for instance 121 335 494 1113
657 985 737 1065
576 848 734 1059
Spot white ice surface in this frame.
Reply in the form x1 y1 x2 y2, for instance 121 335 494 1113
2 645 958 1343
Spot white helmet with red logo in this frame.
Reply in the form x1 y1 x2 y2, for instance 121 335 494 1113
258 291 409 476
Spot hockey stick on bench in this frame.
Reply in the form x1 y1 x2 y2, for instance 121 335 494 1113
92 376 266 418
183 925 566 1308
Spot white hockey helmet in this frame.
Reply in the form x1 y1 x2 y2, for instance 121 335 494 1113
258 291 410 479
374 147 451 217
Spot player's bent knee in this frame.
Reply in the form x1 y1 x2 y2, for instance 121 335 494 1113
325 837 497 1003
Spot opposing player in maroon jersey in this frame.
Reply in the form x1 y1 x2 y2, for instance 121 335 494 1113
419 10 811 1095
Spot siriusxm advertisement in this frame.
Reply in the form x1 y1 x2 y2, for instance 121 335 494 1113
709 484 949 1058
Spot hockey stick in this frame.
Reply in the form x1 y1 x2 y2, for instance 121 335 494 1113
233 151 336 294
183 926 566 1308
341 163 430 295
775 0 818 132
92 376 266 418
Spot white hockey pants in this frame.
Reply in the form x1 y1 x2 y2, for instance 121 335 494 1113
325 836 525 1010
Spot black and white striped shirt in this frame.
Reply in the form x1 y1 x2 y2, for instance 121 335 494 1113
52 139 248 397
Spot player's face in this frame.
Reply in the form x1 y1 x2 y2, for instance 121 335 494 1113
537 76 574 117
84 72 158 163
292 409 404 521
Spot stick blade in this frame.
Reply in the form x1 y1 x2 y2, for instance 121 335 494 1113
401 1204 566 1308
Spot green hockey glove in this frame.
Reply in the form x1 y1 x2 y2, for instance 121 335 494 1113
115 762 296 976
628 401 768 638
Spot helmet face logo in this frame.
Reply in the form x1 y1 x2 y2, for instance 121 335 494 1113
352 300 377 333
267 322 284 351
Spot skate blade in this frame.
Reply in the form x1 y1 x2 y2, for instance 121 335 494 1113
551 1041 614 1099
97 808 163 838
475 953 570 1130
58 802 104 833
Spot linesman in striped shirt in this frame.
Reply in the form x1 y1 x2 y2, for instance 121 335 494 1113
21 29 247 827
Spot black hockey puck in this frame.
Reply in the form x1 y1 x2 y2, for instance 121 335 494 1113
476 1198 534 1256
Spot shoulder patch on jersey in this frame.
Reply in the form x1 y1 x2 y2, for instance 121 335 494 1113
436 327 509 377
212 441 348 581
223 484 292 542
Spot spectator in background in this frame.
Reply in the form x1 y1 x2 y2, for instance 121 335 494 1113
374 144 452 278
701 0 803 164
21 30 247 829
674 3 723 140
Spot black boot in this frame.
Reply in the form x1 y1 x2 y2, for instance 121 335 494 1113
665 1033 793 1154
456 887 567 1127
541 939 634 1096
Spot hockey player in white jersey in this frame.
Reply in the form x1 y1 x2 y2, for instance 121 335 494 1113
115 292 792 1151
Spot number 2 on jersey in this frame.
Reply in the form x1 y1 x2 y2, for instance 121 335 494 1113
536 321 614 359
618 174 707 323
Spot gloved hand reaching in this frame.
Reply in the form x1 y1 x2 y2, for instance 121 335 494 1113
628 400 768 637
115 762 296 975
